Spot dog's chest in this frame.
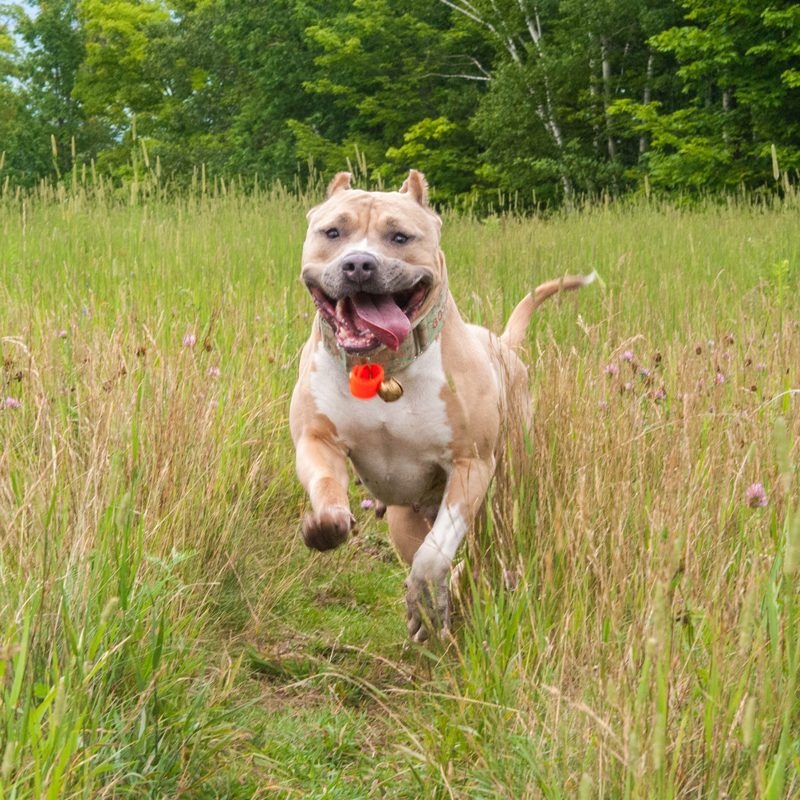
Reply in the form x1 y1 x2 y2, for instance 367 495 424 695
310 341 453 507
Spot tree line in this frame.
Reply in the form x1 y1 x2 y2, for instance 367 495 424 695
1 0 798 205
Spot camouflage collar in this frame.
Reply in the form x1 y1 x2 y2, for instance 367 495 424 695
319 281 449 375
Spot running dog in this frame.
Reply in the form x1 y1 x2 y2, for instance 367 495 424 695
290 170 594 640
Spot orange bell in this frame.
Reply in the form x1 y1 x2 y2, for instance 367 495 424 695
349 363 384 399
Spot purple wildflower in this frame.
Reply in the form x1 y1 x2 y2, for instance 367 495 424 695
604 363 619 377
746 483 768 508
4 397 20 409
209 399 219 409
598 400 609 411
708 339 715 349
624 382 633 392
715 373 725 385
182 333 196 347
756 363 767 371
207 366 221 379
255 315 261 322
621 350 634 362
361 499 374 509
302 312 309 320
721 351 731 360
57 329 67 338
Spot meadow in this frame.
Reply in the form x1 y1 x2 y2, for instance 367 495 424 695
0 177 799 798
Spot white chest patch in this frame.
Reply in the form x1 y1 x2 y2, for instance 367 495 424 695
310 340 453 507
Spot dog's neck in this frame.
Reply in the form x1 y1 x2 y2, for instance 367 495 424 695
319 280 449 375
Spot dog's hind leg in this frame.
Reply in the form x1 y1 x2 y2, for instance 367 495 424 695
386 505 437 566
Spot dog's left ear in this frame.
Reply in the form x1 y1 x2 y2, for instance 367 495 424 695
399 170 429 206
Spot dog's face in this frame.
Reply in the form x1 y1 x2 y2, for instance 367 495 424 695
301 170 444 353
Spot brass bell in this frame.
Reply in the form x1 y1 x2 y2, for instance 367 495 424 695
378 377 403 402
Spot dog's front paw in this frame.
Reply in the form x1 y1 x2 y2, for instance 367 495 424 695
302 505 354 551
404 546 451 642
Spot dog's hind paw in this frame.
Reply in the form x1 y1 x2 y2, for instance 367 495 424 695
405 572 450 642
302 505 354 551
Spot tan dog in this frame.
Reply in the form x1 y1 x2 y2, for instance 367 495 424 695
290 170 594 641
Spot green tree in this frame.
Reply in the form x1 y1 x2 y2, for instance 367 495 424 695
612 0 800 190
292 0 487 200
208 0 346 182
2 0 103 181
448 0 681 203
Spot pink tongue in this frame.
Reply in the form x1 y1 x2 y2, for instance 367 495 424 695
349 294 411 351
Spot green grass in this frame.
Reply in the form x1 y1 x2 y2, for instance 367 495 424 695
1 178 799 797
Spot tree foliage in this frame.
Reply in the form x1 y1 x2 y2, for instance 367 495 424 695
612 0 800 189
0 0 797 202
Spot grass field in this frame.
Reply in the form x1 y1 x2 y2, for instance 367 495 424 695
1 180 799 798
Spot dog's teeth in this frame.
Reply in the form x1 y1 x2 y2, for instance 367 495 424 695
336 299 345 318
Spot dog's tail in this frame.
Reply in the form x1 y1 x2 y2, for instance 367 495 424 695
501 271 597 350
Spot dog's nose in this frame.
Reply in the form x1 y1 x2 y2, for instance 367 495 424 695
341 252 378 284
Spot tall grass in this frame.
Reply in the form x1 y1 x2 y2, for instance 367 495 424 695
0 181 798 797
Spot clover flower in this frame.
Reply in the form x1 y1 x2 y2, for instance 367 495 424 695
182 333 196 347
604 364 619 377
746 483 768 508
4 397 20 409
361 499 374 509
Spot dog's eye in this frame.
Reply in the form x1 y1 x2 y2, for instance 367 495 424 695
325 228 340 240
392 233 409 245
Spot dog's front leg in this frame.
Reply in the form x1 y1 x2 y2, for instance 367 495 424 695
405 457 494 641
295 434 354 551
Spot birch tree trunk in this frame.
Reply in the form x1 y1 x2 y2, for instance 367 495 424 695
722 89 730 142
639 54 654 155
601 38 616 161
440 0 573 203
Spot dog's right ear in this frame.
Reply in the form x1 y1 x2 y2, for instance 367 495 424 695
327 171 352 198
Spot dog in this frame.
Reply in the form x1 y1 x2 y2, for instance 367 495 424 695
290 170 594 641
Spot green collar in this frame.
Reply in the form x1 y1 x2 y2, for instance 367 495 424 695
319 281 449 375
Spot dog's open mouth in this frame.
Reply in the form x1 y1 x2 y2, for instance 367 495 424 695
310 284 430 353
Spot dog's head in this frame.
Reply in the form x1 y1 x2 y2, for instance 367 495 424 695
301 170 445 354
